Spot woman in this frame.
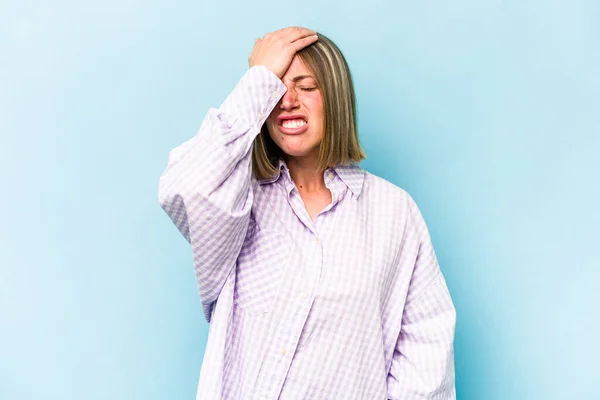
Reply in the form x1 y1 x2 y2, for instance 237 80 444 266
159 27 456 400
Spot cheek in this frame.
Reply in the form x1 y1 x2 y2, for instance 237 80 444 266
266 119 278 137
308 99 324 130
308 97 324 120
266 121 286 145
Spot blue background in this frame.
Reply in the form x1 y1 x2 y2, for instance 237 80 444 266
1 1 599 399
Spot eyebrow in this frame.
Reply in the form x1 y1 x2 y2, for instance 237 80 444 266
291 75 315 83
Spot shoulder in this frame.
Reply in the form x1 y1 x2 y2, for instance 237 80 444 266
360 169 428 227
361 170 413 208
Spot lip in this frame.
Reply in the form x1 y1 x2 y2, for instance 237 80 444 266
276 114 309 135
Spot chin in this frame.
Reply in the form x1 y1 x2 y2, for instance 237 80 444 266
274 140 319 158
281 148 316 158
268 126 323 159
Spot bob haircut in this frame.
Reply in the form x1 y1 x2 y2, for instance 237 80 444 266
252 33 366 180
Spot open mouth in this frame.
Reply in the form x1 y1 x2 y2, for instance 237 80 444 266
277 117 309 134
281 119 307 129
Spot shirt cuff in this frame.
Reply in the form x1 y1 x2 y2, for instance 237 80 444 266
219 65 287 131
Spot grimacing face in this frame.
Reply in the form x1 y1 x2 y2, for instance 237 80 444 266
266 55 325 160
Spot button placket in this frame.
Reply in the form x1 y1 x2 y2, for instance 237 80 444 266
256 229 322 400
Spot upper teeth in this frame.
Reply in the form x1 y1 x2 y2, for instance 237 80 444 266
282 119 306 129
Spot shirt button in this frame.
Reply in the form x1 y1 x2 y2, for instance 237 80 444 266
281 348 287 355
300 292 307 299
258 112 264 118
314 236 320 244
271 90 280 98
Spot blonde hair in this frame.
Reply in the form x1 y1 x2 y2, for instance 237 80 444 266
252 33 366 180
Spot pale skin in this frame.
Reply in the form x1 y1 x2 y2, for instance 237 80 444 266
249 27 332 221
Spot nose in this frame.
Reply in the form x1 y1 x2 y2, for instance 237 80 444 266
280 84 299 111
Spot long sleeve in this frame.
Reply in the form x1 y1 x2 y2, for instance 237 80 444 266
158 66 286 322
387 196 457 399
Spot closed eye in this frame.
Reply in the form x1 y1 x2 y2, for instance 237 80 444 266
299 87 317 91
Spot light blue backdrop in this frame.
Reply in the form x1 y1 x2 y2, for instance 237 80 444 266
1 1 598 399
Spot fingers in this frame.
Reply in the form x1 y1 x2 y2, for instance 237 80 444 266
279 26 316 42
262 27 317 54
283 27 317 47
248 27 318 75
291 34 318 52
262 26 316 44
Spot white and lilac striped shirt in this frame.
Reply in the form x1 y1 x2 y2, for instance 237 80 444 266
158 66 456 399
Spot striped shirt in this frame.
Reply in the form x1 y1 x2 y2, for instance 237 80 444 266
158 66 456 399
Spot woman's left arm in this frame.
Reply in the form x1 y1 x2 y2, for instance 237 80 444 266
387 275 456 399
386 196 457 399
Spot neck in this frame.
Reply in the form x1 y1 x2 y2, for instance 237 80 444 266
285 155 328 193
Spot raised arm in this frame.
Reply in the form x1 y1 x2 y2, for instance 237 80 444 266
158 27 318 322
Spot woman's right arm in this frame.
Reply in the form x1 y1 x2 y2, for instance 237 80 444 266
158 66 286 321
158 27 318 322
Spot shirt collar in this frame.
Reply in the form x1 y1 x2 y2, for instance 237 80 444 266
258 158 365 198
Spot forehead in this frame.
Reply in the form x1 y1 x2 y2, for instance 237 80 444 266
282 55 315 82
